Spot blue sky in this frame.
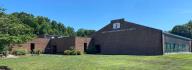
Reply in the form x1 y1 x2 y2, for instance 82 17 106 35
0 0 192 31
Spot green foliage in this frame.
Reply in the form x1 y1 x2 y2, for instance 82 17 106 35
76 51 83 55
2 51 8 57
76 28 96 37
69 46 75 50
35 50 42 55
12 49 27 56
0 66 11 70
64 50 83 55
0 10 35 53
171 25 191 38
0 44 7 53
11 12 75 36
0 7 6 17
0 7 77 53
64 50 71 55
70 50 77 55
171 20 192 38
0 7 94 53
64 50 78 55
65 26 75 37
64 46 83 55
64 47 75 55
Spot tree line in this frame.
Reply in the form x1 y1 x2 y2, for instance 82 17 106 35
11 12 96 37
171 20 192 39
0 7 95 53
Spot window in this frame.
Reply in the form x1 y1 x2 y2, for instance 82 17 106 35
113 23 120 29
165 43 190 53
165 43 169 53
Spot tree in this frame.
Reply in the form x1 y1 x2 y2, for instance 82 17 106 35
0 12 34 53
11 12 75 36
0 7 6 17
76 29 86 37
76 29 96 37
171 25 191 38
0 7 78 53
171 20 192 39
65 27 75 37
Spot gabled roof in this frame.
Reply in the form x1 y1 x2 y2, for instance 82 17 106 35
97 18 192 41
163 32 191 41
100 18 162 31
123 20 162 31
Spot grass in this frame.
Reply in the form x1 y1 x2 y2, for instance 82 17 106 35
1 54 192 70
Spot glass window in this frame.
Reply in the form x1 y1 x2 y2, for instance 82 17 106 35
182 44 186 52
165 43 190 53
113 23 120 29
185 45 189 52
165 43 170 53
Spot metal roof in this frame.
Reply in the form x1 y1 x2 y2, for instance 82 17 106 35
163 32 191 41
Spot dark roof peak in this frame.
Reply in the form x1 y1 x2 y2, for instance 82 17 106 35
111 18 125 23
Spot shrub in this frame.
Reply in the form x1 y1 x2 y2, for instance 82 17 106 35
70 50 77 55
2 51 8 57
64 50 83 55
69 46 75 50
64 46 83 55
64 50 71 55
13 49 27 56
35 50 42 55
0 66 11 70
76 51 83 55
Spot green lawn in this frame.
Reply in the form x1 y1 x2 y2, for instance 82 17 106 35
1 54 192 70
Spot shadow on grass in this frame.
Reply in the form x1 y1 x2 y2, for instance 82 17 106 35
0 66 11 70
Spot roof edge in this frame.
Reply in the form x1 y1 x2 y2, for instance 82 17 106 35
163 32 191 40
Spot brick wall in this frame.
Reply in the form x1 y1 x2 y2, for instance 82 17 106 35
90 19 163 55
12 38 50 52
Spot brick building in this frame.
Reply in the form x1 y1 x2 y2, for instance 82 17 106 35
13 36 91 54
45 37 91 54
88 19 191 55
13 19 192 55
12 38 50 53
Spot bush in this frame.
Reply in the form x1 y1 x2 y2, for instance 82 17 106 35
35 50 42 55
76 51 83 55
64 50 71 55
13 50 27 56
64 50 83 55
0 66 11 70
70 50 77 55
2 51 8 57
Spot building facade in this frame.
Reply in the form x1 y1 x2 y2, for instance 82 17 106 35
12 38 50 53
13 37 91 54
88 19 191 55
45 37 91 54
163 32 191 54
13 19 192 55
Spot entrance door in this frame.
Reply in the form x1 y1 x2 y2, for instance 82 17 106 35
95 45 101 53
30 43 35 53
52 45 57 54
84 43 87 52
